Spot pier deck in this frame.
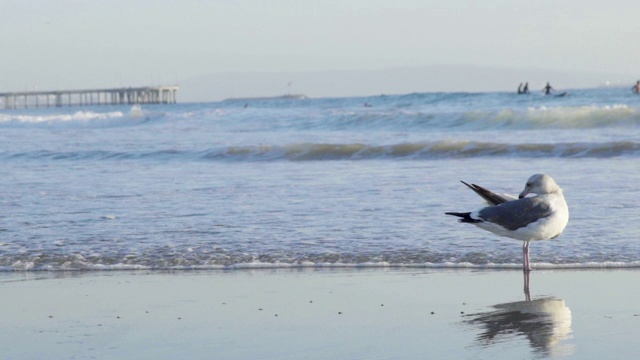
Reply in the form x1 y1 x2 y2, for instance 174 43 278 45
0 86 179 109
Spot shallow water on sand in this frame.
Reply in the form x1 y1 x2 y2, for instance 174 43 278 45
2 269 639 359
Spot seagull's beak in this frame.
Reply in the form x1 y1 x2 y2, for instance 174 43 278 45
519 188 529 199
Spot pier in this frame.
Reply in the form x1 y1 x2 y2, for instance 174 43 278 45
0 85 179 109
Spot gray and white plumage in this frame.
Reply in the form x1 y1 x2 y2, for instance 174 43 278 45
446 174 569 271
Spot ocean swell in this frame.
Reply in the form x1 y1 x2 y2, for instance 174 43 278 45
4 140 640 162
1 103 638 131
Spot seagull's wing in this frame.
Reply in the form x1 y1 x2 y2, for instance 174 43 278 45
477 196 552 231
461 181 515 206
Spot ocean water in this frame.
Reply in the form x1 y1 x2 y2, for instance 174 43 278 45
1 87 639 271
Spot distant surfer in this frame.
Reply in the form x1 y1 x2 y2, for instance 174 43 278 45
517 83 523 94
633 81 640 94
523 82 529 94
542 82 554 95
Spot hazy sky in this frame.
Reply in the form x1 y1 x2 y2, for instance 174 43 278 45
1 0 638 93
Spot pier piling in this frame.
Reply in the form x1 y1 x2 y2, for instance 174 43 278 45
0 86 179 109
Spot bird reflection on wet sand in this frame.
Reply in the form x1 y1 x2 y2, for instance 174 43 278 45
464 272 574 357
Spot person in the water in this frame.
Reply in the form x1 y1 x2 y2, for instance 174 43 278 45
517 83 530 94
632 80 640 94
542 82 554 95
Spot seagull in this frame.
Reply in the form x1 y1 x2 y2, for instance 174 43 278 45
445 174 569 271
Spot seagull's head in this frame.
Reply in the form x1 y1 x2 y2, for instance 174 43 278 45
519 174 560 198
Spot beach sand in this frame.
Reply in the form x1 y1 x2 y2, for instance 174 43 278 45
1 268 639 359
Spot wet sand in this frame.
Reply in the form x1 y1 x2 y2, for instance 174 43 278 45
1 268 639 359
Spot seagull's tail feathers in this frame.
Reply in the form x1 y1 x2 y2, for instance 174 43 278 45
445 212 482 224
460 180 512 206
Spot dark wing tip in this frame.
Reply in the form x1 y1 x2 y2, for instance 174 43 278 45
445 211 468 217
445 212 482 223
458 180 510 206
460 180 474 189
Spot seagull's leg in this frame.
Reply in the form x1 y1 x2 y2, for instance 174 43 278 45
523 270 531 301
522 241 531 272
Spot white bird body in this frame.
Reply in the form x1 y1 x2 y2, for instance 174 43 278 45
472 191 569 241
446 174 569 271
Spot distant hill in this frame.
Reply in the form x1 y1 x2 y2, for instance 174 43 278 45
223 94 307 102
177 65 637 103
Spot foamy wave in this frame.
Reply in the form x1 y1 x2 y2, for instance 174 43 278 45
521 104 638 128
0 106 158 128
438 105 640 130
0 110 124 124
4 259 640 272
2 102 638 132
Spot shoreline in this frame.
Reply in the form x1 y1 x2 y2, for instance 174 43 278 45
6 259 640 272
2 268 639 359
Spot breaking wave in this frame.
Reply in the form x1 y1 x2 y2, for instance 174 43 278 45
3 140 640 161
1 103 639 131
0 106 156 128
4 253 640 271
313 104 640 131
